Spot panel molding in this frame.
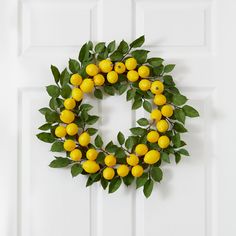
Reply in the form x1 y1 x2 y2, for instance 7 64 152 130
19 0 99 55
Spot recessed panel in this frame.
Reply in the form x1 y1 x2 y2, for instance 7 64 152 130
136 2 208 47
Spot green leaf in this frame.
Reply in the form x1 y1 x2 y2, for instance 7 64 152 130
110 51 123 61
123 173 134 186
94 88 103 99
60 68 70 86
136 172 148 188
96 152 105 164
172 133 181 147
95 135 103 148
130 127 146 136
174 109 186 124
126 88 136 101
51 65 60 83
130 35 145 48
71 164 83 177
117 40 129 53
137 118 149 126
46 85 60 98
104 86 115 95
151 167 163 182
125 136 138 150
143 179 154 198
178 148 190 156
172 94 188 106
81 110 89 122
39 107 51 115
79 43 89 62
115 147 126 159
164 64 175 73
86 115 99 125
175 152 181 164
60 85 71 99
161 152 170 163
87 41 93 50
132 98 142 110
143 100 152 113
117 132 125 145
163 75 175 86
118 83 128 95
131 50 149 64
69 59 80 73
101 178 109 189
51 141 64 152
38 123 51 131
37 132 55 143
147 57 163 67
86 128 98 136
45 110 59 123
173 122 188 133
109 177 122 193
86 173 101 186
183 105 199 117
95 42 106 53
153 65 164 76
49 157 72 168
80 104 93 112
107 40 116 52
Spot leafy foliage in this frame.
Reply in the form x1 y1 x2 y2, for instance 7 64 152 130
37 35 199 198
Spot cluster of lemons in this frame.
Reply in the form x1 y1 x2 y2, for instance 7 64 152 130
54 57 174 181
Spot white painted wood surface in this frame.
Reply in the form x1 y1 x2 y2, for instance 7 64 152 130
0 0 236 235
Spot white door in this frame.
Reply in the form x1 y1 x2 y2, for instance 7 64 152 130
1 0 236 235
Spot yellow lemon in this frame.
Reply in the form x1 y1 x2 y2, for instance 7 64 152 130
66 123 79 136
131 165 144 177
55 126 67 138
86 148 98 161
114 62 126 74
139 79 151 91
135 144 148 156
70 74 82 86
127 70 139 82
104 155 116 167
63 139 76 151
80 78 94 93
154 94 167 106
150 109 162 121
93 74 105 86
147 131 160 143
158 135 170 149
78 132 90 146
64 98 76 110
103 167 115 180
138 65 150 78
125 57 137 70
144 150 160 164
107 71 118 84
70 149 82 161
72 88 83 101
156 119 169 133
117 165 129 177
86 64 99 76
151 81 164 95
161 105 174 117
60 110 75 124
99 59 113 73
126 154 139 166
82 160 100 174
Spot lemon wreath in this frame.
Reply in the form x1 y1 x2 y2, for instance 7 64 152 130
37 36 199 198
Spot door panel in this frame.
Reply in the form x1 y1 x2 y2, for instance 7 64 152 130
1 0 236 236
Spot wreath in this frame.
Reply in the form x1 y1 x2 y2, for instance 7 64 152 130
37 36 199 198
